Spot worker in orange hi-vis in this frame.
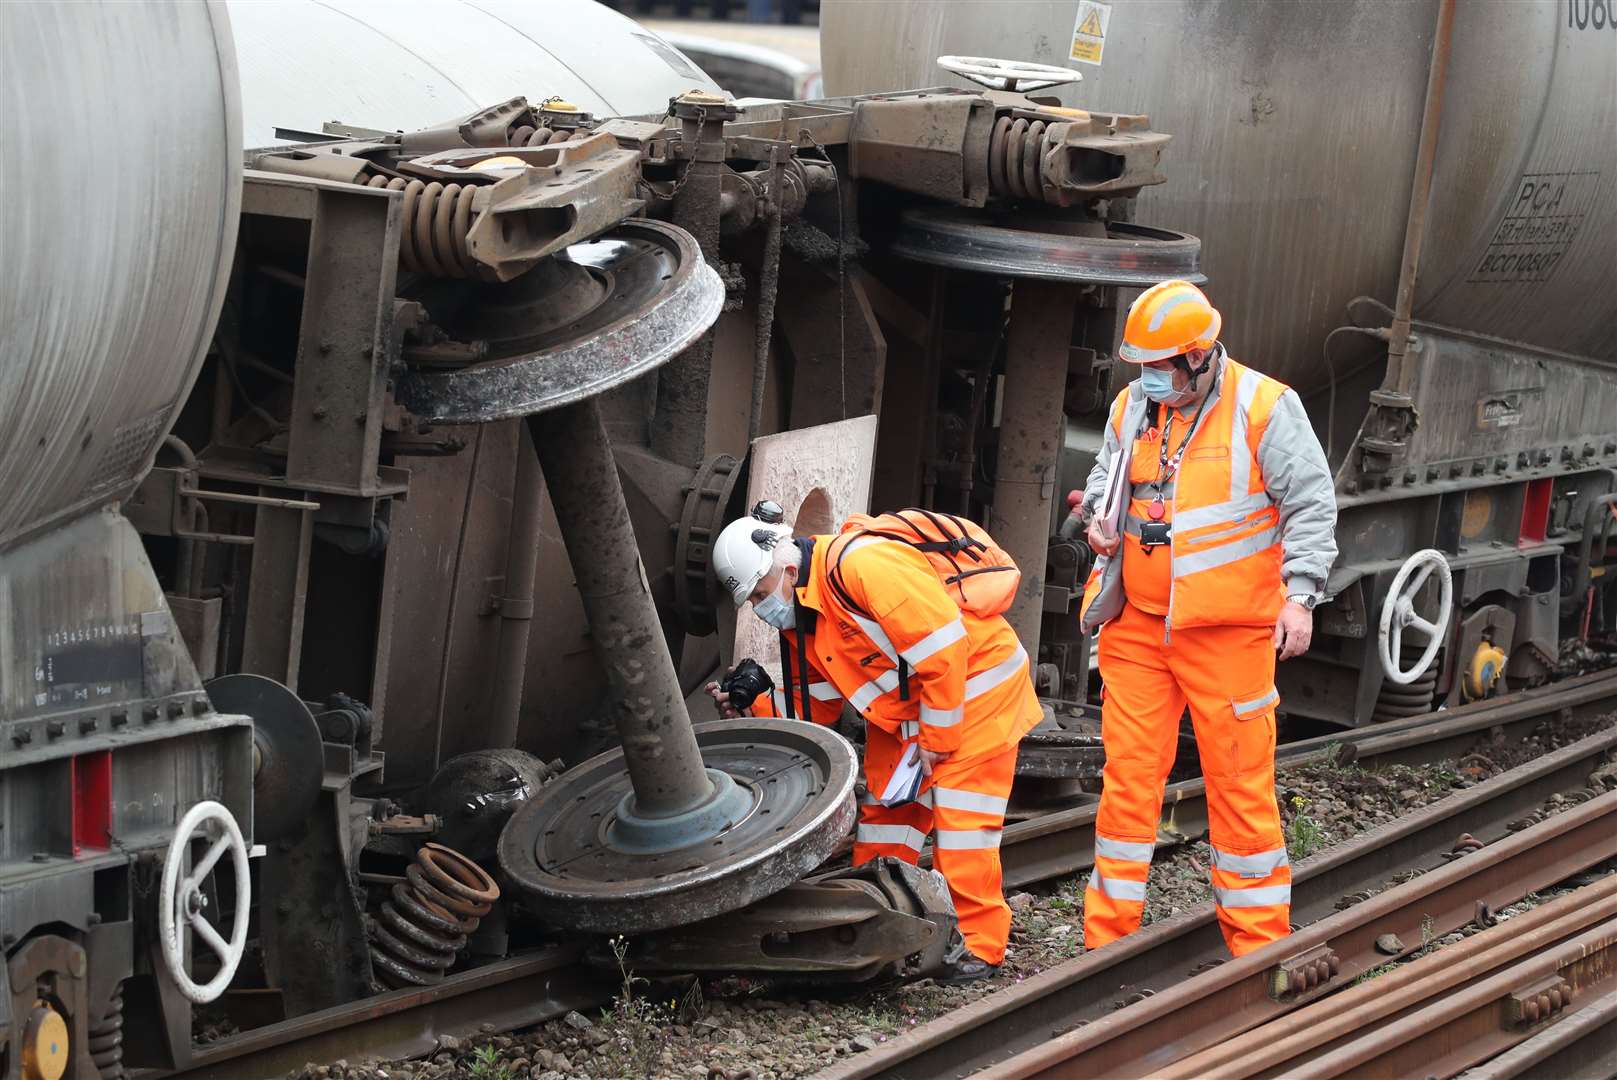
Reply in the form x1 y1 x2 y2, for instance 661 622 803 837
1060 280 1338 958
706 504 1043 983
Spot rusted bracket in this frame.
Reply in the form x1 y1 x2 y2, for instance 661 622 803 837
1268 944 1342 1002
1506 974 1573 1027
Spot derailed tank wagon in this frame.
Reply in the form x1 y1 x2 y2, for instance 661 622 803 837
3 0 1614 1075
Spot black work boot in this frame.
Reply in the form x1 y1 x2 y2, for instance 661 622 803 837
938 954 1000 984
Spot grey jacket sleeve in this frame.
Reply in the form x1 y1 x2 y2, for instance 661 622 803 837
1256 388 1338 597
1079 394 1127 522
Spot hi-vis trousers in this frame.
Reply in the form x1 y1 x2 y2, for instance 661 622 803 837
853 724 1019 965
1085 602 1291 957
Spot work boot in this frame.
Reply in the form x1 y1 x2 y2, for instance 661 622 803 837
938 954 1000 984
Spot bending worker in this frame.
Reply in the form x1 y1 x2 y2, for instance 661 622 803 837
707 507 1043 982
1067 279 1337 957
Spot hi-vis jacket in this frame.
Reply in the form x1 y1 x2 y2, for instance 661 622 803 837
752 535 1042 763
1079 351 1337 634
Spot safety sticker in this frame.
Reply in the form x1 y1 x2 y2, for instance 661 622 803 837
1070 0 1111 66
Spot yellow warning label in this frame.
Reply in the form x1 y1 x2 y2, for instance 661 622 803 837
1070 0 1111 66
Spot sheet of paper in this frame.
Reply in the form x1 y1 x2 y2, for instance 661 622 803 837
878 740 924 806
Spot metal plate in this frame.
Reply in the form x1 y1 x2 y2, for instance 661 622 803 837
890 207 1203 285
396 219 724 424
206 674 323 842
498 719 857 933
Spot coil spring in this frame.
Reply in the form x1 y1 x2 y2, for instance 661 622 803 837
508 124 574 147
1372 644 1441 722
365 176 482 278
369 842 499 989
987 115 1052 203
88 984 126 1079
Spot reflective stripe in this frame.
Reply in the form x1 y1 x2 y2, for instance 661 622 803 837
1172 525 1279 577
1174 491 1273 533
1095 836 1155 864
900 720 920 739
807 681 843 702
1213 883 1292 909
1119 339 1183 363
1211 845 1289 879
856 824 926 851
851 612 899 665
1087 869 1147 902
932 788 1009 817
1232 688 1279 718
964 644 1030 700
920 703 964 728
901 617 967 667
849 668 902 712
1229 367 1263 500
934 827 1002 850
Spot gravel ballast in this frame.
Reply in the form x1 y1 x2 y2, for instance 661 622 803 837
289 711 1616 1080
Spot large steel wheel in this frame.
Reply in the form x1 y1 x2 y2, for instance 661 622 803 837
499 720 856 933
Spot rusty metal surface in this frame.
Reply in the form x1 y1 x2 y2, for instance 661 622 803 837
396 221 723 423
1159 876 1617 1078
890 208 1203 285
614 857 955 983
152 946 607 1080
0 0 240 553
989 670 1617 889
974 792 1617 1080
1463 985 1617 1080
499 719 857 934
995 279 1084 655
828 726 1617 1078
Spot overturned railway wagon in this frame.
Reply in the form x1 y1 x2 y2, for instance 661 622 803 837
1 0 1614 1074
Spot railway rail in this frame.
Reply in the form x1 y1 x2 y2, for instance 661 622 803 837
157 672 1617 1078
1152 875 1617 1079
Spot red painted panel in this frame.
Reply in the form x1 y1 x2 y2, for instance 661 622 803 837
72 750 113 856
1519 478 1552 545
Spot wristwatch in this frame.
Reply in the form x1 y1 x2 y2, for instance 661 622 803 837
1286 593 1319 610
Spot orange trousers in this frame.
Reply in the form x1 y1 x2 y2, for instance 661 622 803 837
1084 602 1291 957
853 725 1018 964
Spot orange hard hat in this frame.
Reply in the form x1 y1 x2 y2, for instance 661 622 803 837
1118 280 1222 364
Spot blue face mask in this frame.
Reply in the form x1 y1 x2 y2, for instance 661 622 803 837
1139 365 1179 402
753 581 796 630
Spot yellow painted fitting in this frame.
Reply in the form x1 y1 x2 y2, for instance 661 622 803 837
540 98 580 113
22 1000 69 1080
1463 641 1508 701
1038 106 1092 120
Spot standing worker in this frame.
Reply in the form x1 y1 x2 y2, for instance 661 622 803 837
707 505 1043 982
1063 280 1337 957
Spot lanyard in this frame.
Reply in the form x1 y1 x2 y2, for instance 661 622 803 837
1146 397 1208 520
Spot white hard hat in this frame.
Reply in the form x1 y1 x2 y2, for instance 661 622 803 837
712 515 790 606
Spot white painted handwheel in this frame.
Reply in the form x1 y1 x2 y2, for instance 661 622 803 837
159 800 251 1004
937 55 1083 92
1378 549 1454 686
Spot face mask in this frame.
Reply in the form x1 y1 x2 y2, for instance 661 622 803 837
1139 365 1180 402
753 579 796 630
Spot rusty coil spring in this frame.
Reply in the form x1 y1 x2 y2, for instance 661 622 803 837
987 116 1052 203
508 124 574 147
369 842 500 988
88 984 126 1078
365 175 482 278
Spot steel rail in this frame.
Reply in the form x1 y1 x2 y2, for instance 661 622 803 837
1295 917 1617 1078
1159 876 1617 1079
1459 984 1617 1080
987 670 1617 889
155 946 610 1080
815 729 1617 1079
